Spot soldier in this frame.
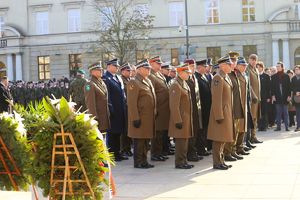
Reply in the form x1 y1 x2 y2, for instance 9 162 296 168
0 76 13 113
170 66 177 79
120 63 133 157
247 54 263 144
184 59 204 162
224 51 244 161
195 59 212 155
169 64 194 169
205 58 214 83
69 69 88 111
148 56 170 162
127 59 156 169
84 61 110 133
235 57 251 156
103 58 128 162
160 63 173 83
207 55 234 170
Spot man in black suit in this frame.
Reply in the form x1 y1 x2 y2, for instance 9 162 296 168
257 62 271 131
195 59 212 154
0 76 13 113
271 62 292 131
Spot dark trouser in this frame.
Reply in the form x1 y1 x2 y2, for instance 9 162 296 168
175 138 188 166
275 104 289 129
236 132 246 153
121 134 132 153
258 100 269 130
188 129 199 158
289 111 296 126
107 133 121 157
296 105 300 129
212 141 225 165
198 127 212 151
268 103 276 126
151 130 166 156
133 139 150 165
251 118 258 141
224 119 239 156
162 131 171 153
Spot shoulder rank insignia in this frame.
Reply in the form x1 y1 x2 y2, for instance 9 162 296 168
85 84 91 91
213 79 219 86
129 84 134 90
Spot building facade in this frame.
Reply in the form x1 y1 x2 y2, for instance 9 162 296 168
0 0 299 81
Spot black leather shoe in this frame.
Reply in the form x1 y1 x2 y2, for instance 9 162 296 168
274 127 281 131
295 128 300 132
243 146 251 151
251 138 263 144
175 164 193 169
231 152 243 160
144 163 154 168
224 155 237 162
187 156 199 162
213 164 228 170
285 128 290 131
246 142 256 149
198 151 211 156
115 155 129 161
198 155 204 160
151 155 166 161
160 155 169 160
223 163 232 168
237 150 250 156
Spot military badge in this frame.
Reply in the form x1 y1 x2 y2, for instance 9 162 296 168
85 85 91 91
214 79 219 86
129 84 134 90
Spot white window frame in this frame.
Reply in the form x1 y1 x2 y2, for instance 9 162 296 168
168 2 185 26
242 0 255 22
68 9 81 32
134 3 149 17
36 11 49 35
205 0 220 24
100 7 113 30
0 16 4 35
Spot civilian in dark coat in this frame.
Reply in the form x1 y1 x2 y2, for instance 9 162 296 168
291 66 300 131
271 62 292 131
103 59 128 161
0 76 13 113
257 62 271 131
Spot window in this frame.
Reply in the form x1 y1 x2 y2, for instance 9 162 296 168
69 54 82 78
134 4 149 17
68 9 81 32
242 0 255 22
0 16 4 37
36 11 49 34
136 50 150 63
38 56 50 80
243 45 257 59
169 2 185 26
171 48 179 66
0 61 6 79
100 7 112 30
207 47 221 64
205 0 220 24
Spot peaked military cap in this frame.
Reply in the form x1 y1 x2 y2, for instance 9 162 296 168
196 59 208 66
237 57 248 65
176 63 192 73
184 59 196 65
213 64 219 69
120 63 132 71
88 61 103 71
207 58 213 66
149 56 163 64
136 59 151 69
105 58 120 67
161 63 172 70
217 55 232 65
228 51 240 59
77 69 85 75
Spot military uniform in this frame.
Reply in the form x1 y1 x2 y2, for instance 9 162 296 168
69 76 88 111
0 79 13 113
127 60 156 168
169 65 193 169
207 56 234 170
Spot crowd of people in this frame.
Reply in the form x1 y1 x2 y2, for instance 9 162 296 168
0 52 300 171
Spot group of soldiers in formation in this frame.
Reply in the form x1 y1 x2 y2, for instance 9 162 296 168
1 51 300 170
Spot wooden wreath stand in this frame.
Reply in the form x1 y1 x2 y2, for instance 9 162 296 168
50 125 95 200
0 135 21 191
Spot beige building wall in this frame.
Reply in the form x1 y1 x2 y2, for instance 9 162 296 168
0 0 299 81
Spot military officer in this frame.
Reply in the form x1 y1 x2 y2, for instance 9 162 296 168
103 58 128 161
195 59 212 155
84 61 110 133
0 76 13 113
120 63 133 157
169 64 194 169
184 59 204 162
148 56 170 161
127 59 156 169
207 55 234 170
247 54 263 144
224 51 244 161
69 69 88 111
235 57 251 156
160 63 173 83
